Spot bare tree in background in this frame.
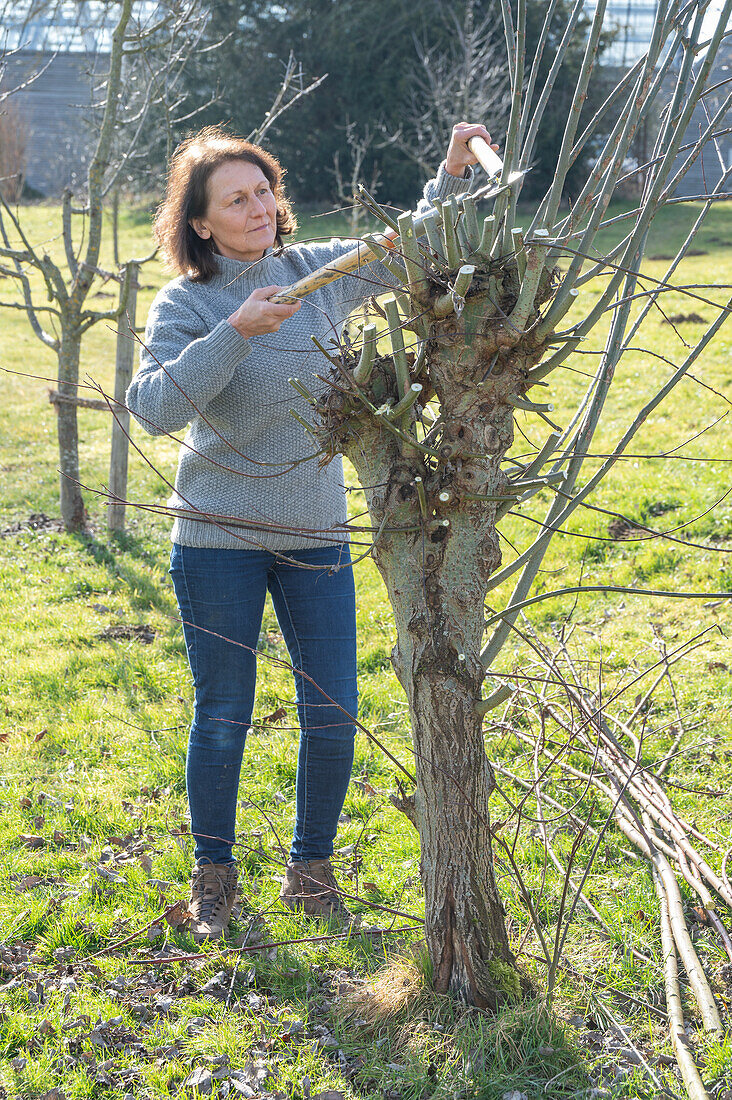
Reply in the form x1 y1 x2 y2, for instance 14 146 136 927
0 2 323 531
331 120 387 237
0 0 210 530
397 0 511 177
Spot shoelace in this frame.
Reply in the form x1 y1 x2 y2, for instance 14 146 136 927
302 862 345 912
192 869 233 922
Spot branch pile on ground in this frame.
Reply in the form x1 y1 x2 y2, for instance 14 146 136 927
497 630 730 1098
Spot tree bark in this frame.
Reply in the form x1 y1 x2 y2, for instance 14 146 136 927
390 619 519 1007
323 286 545 1004
57 331 86 532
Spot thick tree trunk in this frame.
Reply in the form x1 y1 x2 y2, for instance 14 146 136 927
413 686 517 1005
322 286 544 1004
57 332 86 532
371 463 520 1007
389 607 519 1007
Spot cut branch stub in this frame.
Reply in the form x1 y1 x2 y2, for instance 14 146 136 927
511 228 526 279
508 229 551 333
478 215 497 260
353 323 378 386
458 194 480 251
387 382 423 420
382 297 411 401
434 264 476 319
534 286 579 343
440 196 461 269
421 210 447 265
397 210 429 304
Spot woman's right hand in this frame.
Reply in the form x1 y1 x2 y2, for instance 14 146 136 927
228 285 301 339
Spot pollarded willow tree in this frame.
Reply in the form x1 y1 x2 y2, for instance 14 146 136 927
273 0 732 1007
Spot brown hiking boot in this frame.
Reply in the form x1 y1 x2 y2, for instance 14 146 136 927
280 858 350 920
188 860 238 943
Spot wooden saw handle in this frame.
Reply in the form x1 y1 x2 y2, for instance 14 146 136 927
269 141 502 305
467 135 504 179
269 232 396 304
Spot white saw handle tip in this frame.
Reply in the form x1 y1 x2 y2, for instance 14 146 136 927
467 135 504 179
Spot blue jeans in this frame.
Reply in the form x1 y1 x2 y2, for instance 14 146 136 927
169 542 358 865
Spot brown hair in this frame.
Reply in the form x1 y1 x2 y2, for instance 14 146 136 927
153 125 297 283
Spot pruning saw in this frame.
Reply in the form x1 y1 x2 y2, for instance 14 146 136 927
270 137 526 305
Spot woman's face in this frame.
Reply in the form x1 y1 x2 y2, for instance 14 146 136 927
190 159 279 262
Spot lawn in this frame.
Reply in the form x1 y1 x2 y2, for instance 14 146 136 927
0 193 730 1099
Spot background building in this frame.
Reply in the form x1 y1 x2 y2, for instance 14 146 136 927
584 0 731 196
0 3 127 197
0 1 729 202
585 0 661 66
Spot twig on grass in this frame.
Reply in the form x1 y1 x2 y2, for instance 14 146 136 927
226 901 279 1009
496 625 731 1089
524 952 669 1021
75 900 195 964
655 865 712 1100
123 925 422 965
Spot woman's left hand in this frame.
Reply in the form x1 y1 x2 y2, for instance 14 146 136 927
444 122 500 178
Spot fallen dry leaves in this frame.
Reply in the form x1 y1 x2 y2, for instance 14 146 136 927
18 834 45 849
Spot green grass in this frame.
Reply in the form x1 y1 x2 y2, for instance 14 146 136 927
0 196 731 1098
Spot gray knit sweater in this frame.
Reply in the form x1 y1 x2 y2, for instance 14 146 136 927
126 164 472 552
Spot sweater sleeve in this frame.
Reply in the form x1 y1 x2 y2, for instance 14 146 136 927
125 283 252 437
417 161 476 218
311 162 476 315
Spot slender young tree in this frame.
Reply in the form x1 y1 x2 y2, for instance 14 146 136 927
0 0 210 529
395 0 511 178
278 0 732 1005
0 1 322 531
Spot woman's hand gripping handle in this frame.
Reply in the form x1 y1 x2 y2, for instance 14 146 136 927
228 285 302 339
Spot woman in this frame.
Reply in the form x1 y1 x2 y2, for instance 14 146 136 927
126 120 499 942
